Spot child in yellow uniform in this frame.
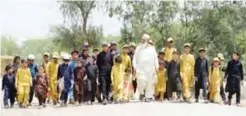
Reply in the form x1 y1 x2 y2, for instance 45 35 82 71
180 43 195 102
47 52 59 105
208 57 222 103
111 56 124 103
155 61 167 101
15 59 32 108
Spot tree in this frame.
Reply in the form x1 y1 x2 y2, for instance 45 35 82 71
53 1 103 51
1 36 20 56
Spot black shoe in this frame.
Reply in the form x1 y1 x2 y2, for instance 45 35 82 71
195 99 199 103
228 99 232 105
10 105 14 108
103 99 108 105
139 94 144 101
43 104 46 108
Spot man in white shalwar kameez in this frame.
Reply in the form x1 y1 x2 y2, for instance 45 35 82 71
133 34 159 102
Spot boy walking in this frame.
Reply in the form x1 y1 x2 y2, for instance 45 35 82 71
15 59 32 108
225 52 244 106
2 64 15 108
194 48 209 103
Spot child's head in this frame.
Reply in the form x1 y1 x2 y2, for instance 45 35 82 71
88 56 94 65
199 48 206 58
27 54 35 64
213 57 220 66
38 65 45 73
76 59 83 67
232 52 240 61
158 52 165 59
184 43 191 53
13 56 20 64
93 48 99 55
5 64 13 73
172 50 179 60
159 61 165 69
43 53 49 62
63 54 70 64
21 58 28 68
115 55 122 64
122 45 129 54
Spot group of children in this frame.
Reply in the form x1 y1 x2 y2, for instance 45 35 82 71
154 41 244 106
2 39 244 109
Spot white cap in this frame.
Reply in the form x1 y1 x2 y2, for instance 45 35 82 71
142 34 150 40
27 54 35 60
43 52 49 56
167 38 173 42
63 54 70 60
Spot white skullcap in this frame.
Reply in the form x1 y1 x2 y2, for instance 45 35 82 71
142 34 150 40
27 54 35 60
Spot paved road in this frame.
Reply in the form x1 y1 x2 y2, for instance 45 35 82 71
1 100 246 116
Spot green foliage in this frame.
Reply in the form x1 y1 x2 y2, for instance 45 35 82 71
1 36 21 56
108 1 246 60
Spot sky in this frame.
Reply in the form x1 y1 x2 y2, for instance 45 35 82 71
0 0 122 43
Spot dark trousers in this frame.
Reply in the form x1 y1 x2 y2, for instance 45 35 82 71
85 80 97 102
132 79 137 93
3 88 15 106
74 82 84 103
220 84 226 101
228 91 241 103
37 92 46 106
29 80 35 104
60 88 68 104
195 81 207 100
99 76 111 100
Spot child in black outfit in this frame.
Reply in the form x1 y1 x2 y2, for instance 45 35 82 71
2 64 15 108
85 57 99 104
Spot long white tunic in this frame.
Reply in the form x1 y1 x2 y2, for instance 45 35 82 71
133 44 159 81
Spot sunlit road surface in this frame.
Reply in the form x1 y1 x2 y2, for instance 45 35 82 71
1 80 246 116
1 99 246 116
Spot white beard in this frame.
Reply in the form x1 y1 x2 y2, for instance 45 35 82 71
140 42 148 48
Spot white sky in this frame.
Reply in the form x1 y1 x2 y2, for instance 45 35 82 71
0 0 122 43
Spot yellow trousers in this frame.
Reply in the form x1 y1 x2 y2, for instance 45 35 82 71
209 83 221 103
113 87 123 101
182 74 193 100
17 86 30 106
49 82 57 104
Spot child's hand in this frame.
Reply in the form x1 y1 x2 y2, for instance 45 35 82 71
83 76 87 81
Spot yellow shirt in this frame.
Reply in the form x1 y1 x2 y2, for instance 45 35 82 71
164 47 176 62
15 67 32 87
156 68 167 92
180 53 195 79
111 64 124 89
43 61 51 74
121 53 132 72
48 62 59 83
